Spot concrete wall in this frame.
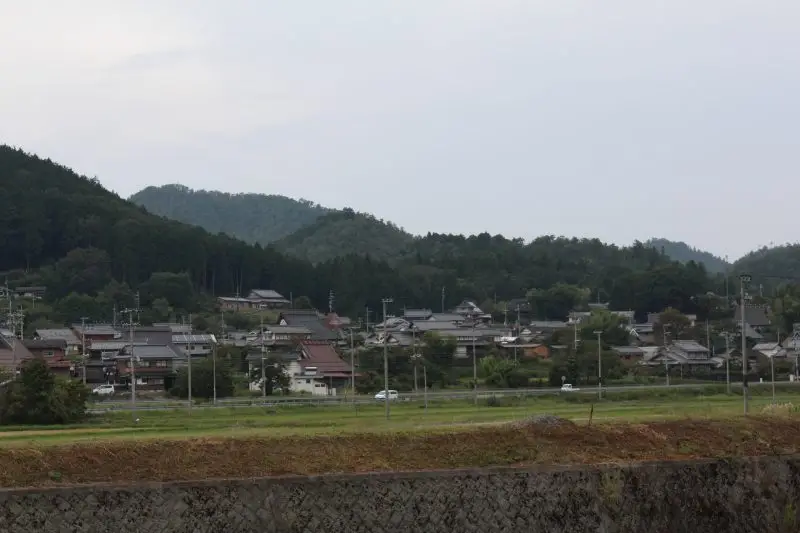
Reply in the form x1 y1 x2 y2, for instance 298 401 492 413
2 456 800 532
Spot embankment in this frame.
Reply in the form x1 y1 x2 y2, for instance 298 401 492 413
2 456 800 532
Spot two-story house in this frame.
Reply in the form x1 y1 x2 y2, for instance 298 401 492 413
22 339 72 377
285 341 353 396
114 343 182 390
35 329 81 357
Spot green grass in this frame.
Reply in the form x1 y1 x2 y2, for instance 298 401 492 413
2 388 799 447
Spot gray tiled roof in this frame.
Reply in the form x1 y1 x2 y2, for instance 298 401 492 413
119 344 181 360
36 329 80 344
734 305 770 327
172 334 217 344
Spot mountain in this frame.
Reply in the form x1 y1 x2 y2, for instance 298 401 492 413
129 185 329 244
645 238 730 274
733 244 800 284
274 209 416 264
1 145 724 321
0 146 411 318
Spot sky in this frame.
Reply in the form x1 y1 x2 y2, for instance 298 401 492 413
1 1 799 260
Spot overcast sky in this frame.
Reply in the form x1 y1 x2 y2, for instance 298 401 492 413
2 1 798 260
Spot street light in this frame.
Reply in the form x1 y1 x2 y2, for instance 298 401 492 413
740 273 751 415
594 330 603 399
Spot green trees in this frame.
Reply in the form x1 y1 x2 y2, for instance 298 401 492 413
171 358 235 400
0 358 89 425
248 358 290 395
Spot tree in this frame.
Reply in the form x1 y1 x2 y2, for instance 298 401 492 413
293 295 313 309
655 307 691 342
0 358 89 425
249 357 290 395
171 358 235 399
480 355 528 388
139 272 196 311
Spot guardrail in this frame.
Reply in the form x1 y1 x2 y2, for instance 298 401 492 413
86 381 795 413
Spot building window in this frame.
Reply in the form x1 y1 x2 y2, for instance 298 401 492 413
43 350 54 357
155 360 168 367
305 379 311 384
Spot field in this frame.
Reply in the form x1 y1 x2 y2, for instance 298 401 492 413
2 388 800 488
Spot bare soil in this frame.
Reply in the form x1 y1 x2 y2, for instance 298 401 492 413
2 417 799 488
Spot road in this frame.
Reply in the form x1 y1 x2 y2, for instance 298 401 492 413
87 381 791 413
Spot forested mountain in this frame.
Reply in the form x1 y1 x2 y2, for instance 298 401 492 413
129 185 328 244
1 146 725 322
733 244 800 284
646 238 730 274
274 209 416 264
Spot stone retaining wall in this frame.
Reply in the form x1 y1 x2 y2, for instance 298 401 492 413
2 456 799 532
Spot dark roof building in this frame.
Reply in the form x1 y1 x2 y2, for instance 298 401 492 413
278 310 338 341
734 305 771 327
297 341 352 379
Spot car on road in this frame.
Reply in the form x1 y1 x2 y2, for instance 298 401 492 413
560 384 579 392
374 390 399 401
92 384 116 396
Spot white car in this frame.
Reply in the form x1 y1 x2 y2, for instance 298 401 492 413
92 384 115 396
560 384 579 392
374 390 399 401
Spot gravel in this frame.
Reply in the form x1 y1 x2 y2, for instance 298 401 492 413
511 414 575 429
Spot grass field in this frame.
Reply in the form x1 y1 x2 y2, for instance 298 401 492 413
2 388 800 488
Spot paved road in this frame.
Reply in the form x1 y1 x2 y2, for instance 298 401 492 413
87 381 792 413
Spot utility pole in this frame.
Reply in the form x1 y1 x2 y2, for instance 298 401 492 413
350 327 356 395
260 315 266 401
412 328 417 392
441 286 445 314
594 330 603 399
212 335 217 405
740 274 751 415
121 299 139 418
472 323 478 407
80 317 89 384
725 331 731 394
382 297 393 420
364 306 371 334
8 309 24 376
187 313 192 413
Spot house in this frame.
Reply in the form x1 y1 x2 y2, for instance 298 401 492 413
85 340 129 384
629 323 656 345
412 321 461 333
0 334 34 373
753 342 786 359
247 325 313 348
71 324 120 346
285 341 354 396
324 313 352 330
278 310 338 341
453 300 484 317
153 323 192 333
734 305 770 327
13 286 46 299
436 328 510 358
363 331 416 348
642 340 714 367
403 308 433 321
22 339 72 377
246 289 291 309
35 329 81 357
611 346 645 360
427 313 466 324
114 343 182 390
171 333 217 363
498 341 550 359
217 296 253 311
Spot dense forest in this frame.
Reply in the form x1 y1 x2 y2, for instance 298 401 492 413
274 209 416 264
129 185 329 244
2 145 781 324
645 238 730 274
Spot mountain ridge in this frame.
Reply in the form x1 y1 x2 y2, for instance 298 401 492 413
131 184 740 270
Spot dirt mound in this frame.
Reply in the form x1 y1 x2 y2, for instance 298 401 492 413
510 414 575 429
3 417 800 488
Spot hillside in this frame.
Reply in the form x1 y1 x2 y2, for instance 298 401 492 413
733 244 800 283
646 238 730 274
129 185 328 244
274 209 416 264
0 146 409 319
0 145 725 321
